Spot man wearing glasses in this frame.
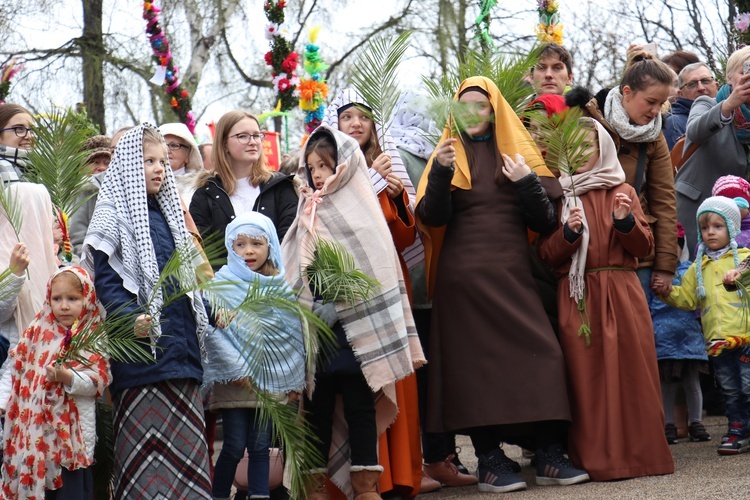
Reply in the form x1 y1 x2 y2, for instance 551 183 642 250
664 62 719 150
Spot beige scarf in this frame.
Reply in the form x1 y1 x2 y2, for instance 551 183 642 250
559 120 626 302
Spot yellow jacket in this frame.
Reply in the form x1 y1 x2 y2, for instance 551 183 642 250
661 249 750 342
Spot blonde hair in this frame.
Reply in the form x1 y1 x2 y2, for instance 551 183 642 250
726 46 750 81
213 111 271 195
142 127 164 148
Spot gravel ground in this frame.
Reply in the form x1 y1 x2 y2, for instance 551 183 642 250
422 415 750 499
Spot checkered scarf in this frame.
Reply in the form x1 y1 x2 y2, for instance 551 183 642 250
282 125 425 495
323 88 425 269
81 123 208 357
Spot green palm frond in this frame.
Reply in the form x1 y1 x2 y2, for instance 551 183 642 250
0 268 18 302
92 398 115 499
522 106 594 191
0 182 23 239
349 31 412 150
26 107 97 217
305 237 380 306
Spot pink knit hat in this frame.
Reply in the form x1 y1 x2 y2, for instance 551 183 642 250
712 175 750 204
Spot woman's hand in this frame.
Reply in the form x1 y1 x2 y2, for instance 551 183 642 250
722 73 750 118
8 242 29 277
385 174 404 199
566 206 583 233
52 220 64 248
613 192 632 220
434 138 457 168
371 153 392 178
724 269 741 285
501 153 531 182
134 314 152 338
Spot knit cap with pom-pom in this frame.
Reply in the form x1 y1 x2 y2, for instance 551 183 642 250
695 196 742 298
712 175 750 206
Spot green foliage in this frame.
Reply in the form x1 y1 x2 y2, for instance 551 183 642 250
305 237 381 306
349 31 412 150
0 182 23 240
92 399 115 499
25 107 97 218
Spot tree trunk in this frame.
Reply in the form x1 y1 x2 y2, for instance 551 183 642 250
457 0 468 58
80 0 106 133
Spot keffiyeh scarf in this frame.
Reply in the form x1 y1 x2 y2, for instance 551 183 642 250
2 267 110 500
604 87 663 143
390 92 440 160
559 120 626 302
323 88 424 269
203 212 305 393
283 125 425 495
81 123 208 357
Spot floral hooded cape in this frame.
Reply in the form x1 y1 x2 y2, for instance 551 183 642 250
1 267 110 499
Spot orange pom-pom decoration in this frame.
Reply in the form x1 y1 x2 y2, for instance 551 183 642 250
170 97 178 108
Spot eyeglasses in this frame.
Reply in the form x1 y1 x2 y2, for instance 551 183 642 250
0 126 32 138
166 142 189 152
230 133 265 144
680 77 715 90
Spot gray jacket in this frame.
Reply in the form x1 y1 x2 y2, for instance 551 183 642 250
675 96 748 258
68 171 105 258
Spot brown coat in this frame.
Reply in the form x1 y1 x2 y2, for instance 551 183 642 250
538 184 674 480
585 99 679 275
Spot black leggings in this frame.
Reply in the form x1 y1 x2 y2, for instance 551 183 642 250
305 371 378 467
468 420 569 457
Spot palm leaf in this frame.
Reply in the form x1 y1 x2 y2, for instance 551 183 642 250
305 237 380 306
25 107 97 218
0 181 23 240
349 31 412 150
0 268 19 302
92 398 115 499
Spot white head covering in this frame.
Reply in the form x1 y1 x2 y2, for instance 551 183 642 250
390 92 440 161
158 122 203 174
82 123 208 356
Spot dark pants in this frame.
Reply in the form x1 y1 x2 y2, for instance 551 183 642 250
468 420 568 457
212 408 271 498
414 308 457 463
305 371 378 467
711 346 750 432
45 466 93 500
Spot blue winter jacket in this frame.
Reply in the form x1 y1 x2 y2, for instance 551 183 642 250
649 261 708 361
94 197 204 394
663 97 693 150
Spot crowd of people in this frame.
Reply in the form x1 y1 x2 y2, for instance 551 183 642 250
2 40 750 499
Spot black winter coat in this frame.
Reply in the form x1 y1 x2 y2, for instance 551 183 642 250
189 172 298 266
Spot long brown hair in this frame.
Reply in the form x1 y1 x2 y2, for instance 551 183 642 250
361 127 384 166
0 104 32 129
212 110 271 195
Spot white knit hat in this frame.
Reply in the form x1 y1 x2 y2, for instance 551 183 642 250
158 122 203 173
695 196 742 298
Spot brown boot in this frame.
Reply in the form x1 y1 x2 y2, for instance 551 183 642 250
423 454 478 487
350 466 383 500
303 468 330 500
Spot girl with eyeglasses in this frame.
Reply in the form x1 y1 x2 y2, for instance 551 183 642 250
190 110 297 269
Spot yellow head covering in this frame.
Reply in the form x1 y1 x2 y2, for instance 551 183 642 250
416 76 554 298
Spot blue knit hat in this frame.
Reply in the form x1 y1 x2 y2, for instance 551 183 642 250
695 196 742 298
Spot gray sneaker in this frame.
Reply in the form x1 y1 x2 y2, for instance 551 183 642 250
535 444 590 486
476 448 527 493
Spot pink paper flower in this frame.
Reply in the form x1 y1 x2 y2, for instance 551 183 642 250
736 13 750 32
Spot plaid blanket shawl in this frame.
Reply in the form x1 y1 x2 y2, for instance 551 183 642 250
282 125 425 497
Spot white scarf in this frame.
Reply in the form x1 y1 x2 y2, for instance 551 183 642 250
604 87 662 143
82 123 208 357
390 92 439 160
559 120 627 302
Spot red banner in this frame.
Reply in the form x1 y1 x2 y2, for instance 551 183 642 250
263 131 281 171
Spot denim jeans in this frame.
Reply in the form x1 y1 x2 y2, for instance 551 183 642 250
711 346 750 432
636 267 653 299
212 408 271 499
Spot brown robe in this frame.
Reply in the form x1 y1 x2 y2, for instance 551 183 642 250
537 184 674 481
426 140 571 433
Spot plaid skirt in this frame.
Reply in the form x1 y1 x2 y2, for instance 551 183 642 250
113 379 212 499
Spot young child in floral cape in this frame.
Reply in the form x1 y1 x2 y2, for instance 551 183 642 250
0 266 110 499
537 117 674 480
282 125 425 499
203 211 305 500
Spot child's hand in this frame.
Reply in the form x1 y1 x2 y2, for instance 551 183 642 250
566 206 583 233
134 314 152 338
215 309 236 329
724 269 741 285
45 363 72 386
613 192 632 220
385 174 404 199
501 153 532 182
371 153 392 178
434 138 457 168
52 220 64 247
8 242 29 277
